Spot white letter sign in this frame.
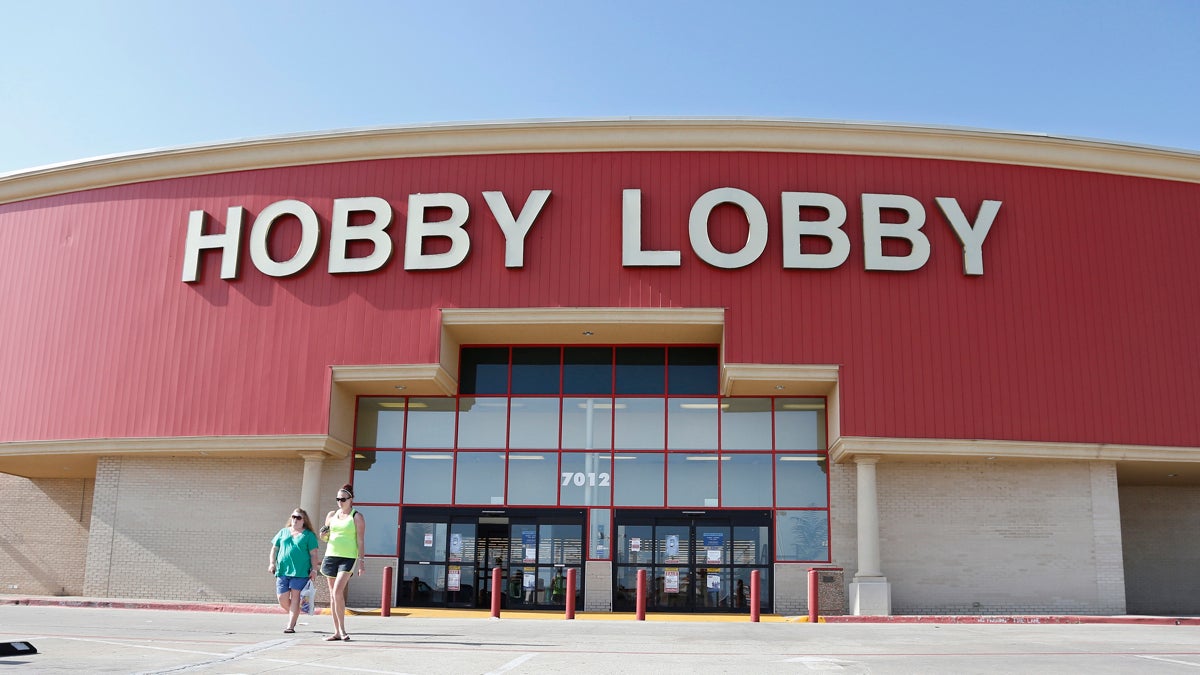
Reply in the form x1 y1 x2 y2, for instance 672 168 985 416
862 193 930 272
404 193 471 270
328 196 393 274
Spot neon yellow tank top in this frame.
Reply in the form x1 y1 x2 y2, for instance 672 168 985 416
327 510 359 558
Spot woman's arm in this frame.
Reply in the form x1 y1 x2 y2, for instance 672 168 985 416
268 543 278 573
355 511 366 574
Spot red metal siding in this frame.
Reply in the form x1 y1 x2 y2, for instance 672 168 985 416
1 151 1198 446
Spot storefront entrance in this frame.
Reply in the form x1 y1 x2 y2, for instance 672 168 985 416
613 510 772 613
398 507 585 609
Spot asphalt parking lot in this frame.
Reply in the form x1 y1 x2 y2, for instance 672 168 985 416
3 603 1200 674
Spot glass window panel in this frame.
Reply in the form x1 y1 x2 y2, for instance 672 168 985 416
614 398 665 450
721 453 773 507
775 398 827 450
352 450 402 503
511 347 560 395
775 455 829 507
776 510 830 562
614 564 645 611
447 522 476 563
732 567 770 611
454 452 505 505
355 505 398 556
510 523 539 565
732 525 771 565
507 453 558 505
403 521 449 562
721 398 773 450
616 524 653 564
457 397 508 449
355 398 406 448
402 452 453 504
560 452 612 506
509 397 560 448
667 397 718 449
400 563 446 603
444 564 475 605
590 508 611 559
562 397 613 450
405 398 457 448
667 453 719 507
564 347 612 395
667 346 719 395
612 452 664 506
615 347 665 395
459 347 509 395
539 523 583 565
655 524 691 565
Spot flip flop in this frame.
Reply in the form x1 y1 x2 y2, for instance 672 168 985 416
324 634 342 641
341 634 351 641
283 628 295 634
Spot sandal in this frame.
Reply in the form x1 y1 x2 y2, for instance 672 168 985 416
283 628 295 634
341 634 351 641
324 634 342 641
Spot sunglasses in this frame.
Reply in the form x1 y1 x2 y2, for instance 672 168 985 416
291 515 304 520
336 497 350 502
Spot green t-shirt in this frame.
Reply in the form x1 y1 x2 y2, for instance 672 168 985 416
272 528 319 577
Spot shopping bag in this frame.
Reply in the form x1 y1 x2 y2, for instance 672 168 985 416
299 579 315 615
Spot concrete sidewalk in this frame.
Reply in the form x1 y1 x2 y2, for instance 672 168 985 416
3 594 1196 625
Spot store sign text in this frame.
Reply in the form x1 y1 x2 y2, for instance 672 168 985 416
181 188 1001 282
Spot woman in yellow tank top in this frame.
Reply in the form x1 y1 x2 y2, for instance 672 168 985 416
319 483 366 641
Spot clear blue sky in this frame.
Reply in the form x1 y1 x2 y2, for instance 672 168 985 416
2 0 1198 175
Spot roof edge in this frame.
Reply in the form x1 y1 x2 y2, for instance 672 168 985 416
3 117 1199 204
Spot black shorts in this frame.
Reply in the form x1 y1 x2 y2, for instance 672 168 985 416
321 556 357 577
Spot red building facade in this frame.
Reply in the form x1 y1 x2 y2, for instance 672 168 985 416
2 120 1197 615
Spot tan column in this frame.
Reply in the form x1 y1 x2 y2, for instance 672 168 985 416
854 455 883 579
849 454 891 615
299 452 326 522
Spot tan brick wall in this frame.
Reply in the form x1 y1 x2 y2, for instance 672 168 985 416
834 458 1126 615
1119 485 1200 615
0 473 92 596
83 455 351 603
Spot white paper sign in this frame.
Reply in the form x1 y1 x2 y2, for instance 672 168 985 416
630 537 641 553
423 533 433 547
448 566 461 591
706 548 722 563
666 535 679 557
664 568 679 593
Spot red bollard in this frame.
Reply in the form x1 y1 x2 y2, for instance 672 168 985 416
565 568 577 620
750 570 760 623
491 567 502 618
381 565 393 617
807 568 819 623
636 569 647 621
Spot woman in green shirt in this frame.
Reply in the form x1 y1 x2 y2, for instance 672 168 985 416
320 484 366 641
269 508 319 634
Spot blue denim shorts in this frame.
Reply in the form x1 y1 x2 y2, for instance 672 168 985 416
276 575 309 594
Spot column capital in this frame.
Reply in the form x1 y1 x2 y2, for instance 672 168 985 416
854 454 882 465
298 451 328 462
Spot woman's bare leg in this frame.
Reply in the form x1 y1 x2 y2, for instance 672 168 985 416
331 571 353 637
286 588 302 630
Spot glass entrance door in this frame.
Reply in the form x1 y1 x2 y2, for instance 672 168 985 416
399 507 584 609
614 510 771 613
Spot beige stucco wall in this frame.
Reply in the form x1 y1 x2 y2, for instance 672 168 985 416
833 457 1126 614
0 473 92 596
83 455 350 604
1119 485 1200 615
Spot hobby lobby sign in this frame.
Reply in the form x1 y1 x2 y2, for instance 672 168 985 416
181 188 1001 282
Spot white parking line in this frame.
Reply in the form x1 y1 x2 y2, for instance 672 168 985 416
485 652 539 674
